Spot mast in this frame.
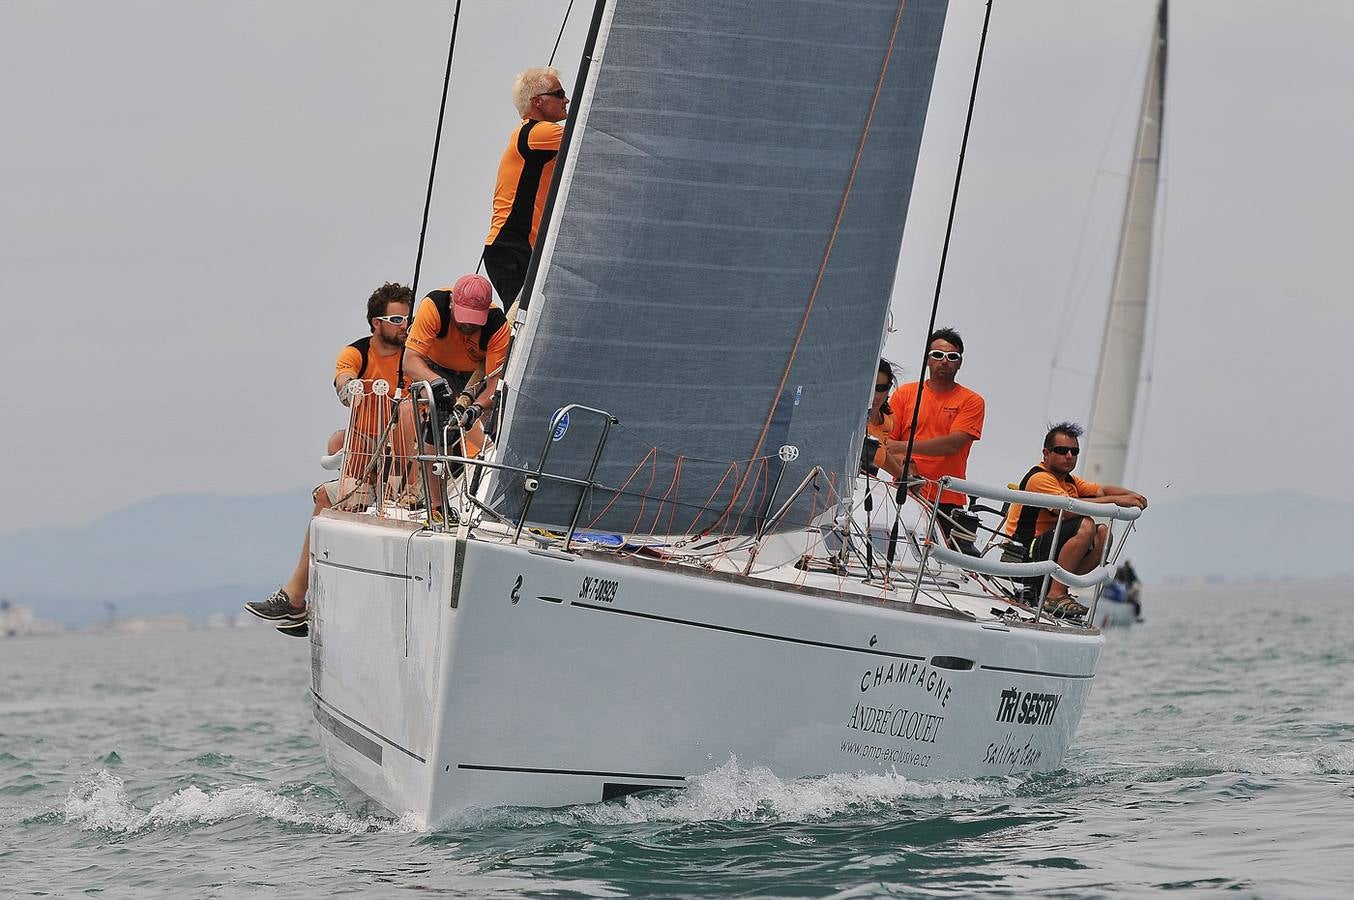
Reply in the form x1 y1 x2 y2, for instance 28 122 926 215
1082 0 1166 487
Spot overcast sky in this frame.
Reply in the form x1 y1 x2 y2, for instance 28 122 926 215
3 1 1352 535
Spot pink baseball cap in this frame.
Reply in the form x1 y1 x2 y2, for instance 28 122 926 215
451 273 493 327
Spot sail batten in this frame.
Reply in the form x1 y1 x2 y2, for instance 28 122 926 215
494 0 950 533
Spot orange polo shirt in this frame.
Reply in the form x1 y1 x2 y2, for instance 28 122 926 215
484 118 564 248
888 381 984 506
333 340 407 393
333 338 409 437
405 294 511 379
1003 464 1101 539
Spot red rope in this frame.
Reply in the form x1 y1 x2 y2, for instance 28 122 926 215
585 446 657 529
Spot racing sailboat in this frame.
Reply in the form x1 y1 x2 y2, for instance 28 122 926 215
304 0 1142 827
1083 0 1166 627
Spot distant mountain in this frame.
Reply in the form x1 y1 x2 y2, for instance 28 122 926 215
2 488 1347 625
1 490 313 625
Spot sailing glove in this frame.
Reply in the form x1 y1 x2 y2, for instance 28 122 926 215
456 403 481 429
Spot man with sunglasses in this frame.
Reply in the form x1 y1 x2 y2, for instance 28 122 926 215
333 283 413 402
886 328 985 549
1003 422 1147 619
246 283 414 636
482 66 570 305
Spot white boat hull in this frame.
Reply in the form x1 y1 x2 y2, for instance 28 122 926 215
308 513 1104 828
1094 596 1139 629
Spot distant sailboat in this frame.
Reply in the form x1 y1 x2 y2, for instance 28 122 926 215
1083 0 1166 626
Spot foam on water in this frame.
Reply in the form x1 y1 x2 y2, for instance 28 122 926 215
63 770 418 835
1205 747 1354 776
450 757 1016 831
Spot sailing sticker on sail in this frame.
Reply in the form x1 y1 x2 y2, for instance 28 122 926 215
552 411 570 442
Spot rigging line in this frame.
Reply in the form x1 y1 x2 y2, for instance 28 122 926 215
549 0 577 66
729 0 913 521
886 0 996 570
396 0 463 401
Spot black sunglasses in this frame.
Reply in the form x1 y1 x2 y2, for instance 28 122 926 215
874 383 891 393
1048 446 1080 456
536 88 567 99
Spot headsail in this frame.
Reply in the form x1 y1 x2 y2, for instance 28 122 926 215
492 0 947 533
494 0 950 534
1083 0 1167 486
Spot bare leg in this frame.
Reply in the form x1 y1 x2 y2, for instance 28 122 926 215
1076 524 1110 574
1050 518 1097 596
281 486 332 609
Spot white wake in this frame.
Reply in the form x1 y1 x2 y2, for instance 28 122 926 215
63 770 418 835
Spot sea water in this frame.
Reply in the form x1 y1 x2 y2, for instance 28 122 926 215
3 580 1352 897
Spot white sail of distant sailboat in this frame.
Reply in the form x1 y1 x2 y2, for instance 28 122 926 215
1081 0 1165 628
1082 0 1166 487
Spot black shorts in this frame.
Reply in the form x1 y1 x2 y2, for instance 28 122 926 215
481 239 531 304
1029 514 1088 564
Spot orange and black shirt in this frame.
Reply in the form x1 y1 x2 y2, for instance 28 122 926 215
484 118 564 249
405 288 511 378
333 338 409 435
1003 463 1102 545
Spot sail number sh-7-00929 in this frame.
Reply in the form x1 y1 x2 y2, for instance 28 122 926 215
578 576 619 604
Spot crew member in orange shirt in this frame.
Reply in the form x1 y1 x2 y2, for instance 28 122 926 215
403 273 511 444
482 66 569 304
246 282 414 637
1003 421 1147 619
887 328 985 544
864 359 907 479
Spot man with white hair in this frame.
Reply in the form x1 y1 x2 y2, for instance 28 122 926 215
482 66 570 305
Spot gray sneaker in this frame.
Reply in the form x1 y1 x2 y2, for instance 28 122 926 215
244 588 306 622
275 619 309 638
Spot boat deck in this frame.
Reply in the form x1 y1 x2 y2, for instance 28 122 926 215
337 505 1094 633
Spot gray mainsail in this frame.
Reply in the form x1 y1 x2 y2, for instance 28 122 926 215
1083 0 1166 487
494 0 950 534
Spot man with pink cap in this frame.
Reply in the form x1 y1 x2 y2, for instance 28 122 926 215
402 273 512 427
